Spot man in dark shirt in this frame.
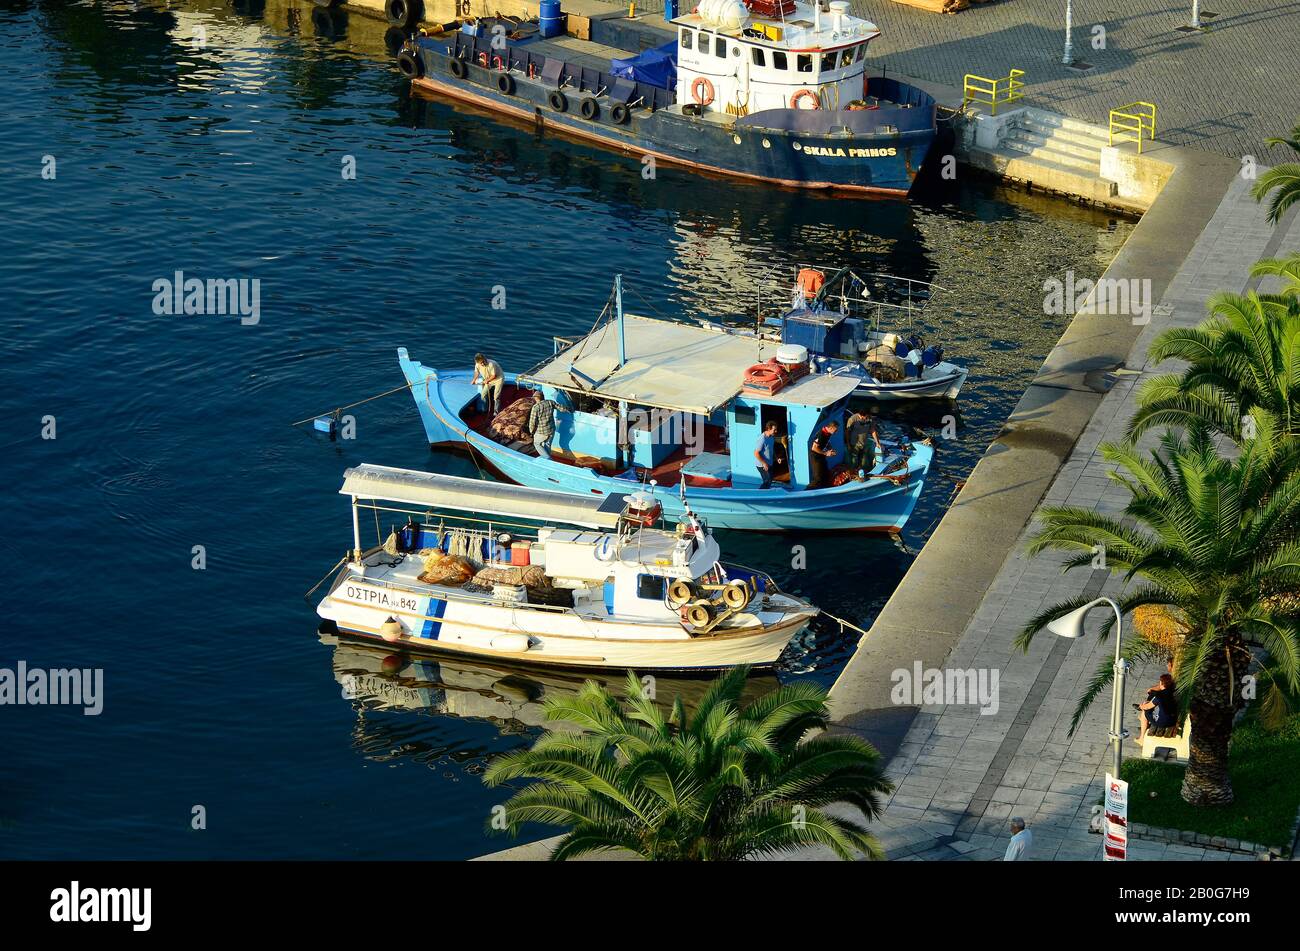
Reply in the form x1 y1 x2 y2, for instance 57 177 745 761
845 409 882 478
754 420 779 488
809 420 839 489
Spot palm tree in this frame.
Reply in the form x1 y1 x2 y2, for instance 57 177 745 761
1018 426 1300 805
1251 122 1300 225
482 668 891 860
1126 265 1300 446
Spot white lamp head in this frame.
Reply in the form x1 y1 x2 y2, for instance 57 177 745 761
1046 599 1103 639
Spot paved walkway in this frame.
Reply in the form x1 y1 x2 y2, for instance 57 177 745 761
866 180 1300 862
861 0 1300 163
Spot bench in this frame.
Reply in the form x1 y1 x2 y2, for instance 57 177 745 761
1140 714 1190 762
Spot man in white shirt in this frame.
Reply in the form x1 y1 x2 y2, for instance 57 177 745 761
471 352 503 417
1004 816 1032 861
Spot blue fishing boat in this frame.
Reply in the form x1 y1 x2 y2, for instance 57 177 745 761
393 0 938 194
398 277 933 532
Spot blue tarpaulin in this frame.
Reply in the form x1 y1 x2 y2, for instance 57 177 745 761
609 41 677 90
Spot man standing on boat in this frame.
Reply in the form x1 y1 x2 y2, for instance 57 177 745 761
809 420 839 489
846 409 883 479
528 391 558 459
471 353 503 417
755 420 780 489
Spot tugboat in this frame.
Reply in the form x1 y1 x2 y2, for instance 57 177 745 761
394 0 938 194
398 276 934 532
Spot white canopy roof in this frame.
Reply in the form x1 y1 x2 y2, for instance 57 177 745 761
520 314 856 415
340 464 627 529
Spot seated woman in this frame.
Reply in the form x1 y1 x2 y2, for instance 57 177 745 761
1135 673 1178 740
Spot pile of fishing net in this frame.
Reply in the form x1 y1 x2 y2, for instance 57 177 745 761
488 397 532 444
471 564 572 607
418 550 477 586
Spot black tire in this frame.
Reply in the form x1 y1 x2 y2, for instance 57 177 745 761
496 72 515 95
682 102 701 118
449 57 468 79
548 90 568 113
610 102 630 125
385 0 423 28
580 97 599 120
396 49 423 79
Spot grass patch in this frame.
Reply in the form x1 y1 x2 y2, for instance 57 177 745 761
1118 709 1300 847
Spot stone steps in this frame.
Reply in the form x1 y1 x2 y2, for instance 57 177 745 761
1002 134 1102 172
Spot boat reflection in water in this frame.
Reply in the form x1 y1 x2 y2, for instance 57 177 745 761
322 632 781 741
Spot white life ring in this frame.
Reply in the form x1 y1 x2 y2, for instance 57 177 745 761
594 534 616 562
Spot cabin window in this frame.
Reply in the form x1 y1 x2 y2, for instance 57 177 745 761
840 49 853 67
715 38 727 59
698 33 710 55
733 405 757 425
751 47 765 67
637 574 667 601
797 54 812 73
855 45 866 62
821 53 836 73
681 30 693 51
772 50 787 71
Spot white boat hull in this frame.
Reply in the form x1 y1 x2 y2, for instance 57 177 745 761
848 362 968 401
318 573 814 671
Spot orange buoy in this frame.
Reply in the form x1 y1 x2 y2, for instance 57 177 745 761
791 88 821 110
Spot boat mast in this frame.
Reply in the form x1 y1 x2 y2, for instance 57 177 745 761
614 274 628 472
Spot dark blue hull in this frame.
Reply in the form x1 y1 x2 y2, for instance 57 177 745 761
409 40 937 194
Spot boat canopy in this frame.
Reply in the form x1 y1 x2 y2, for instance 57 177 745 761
520 313 858 414
340 464 628 529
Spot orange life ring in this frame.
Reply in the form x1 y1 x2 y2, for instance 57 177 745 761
492 55 505 70
527 61 537 78
477 51 489 68
744 362 784 385
791 88 821 110
691 76 715 106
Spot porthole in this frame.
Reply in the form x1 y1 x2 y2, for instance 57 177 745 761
792 141 802 151
762 138 771 148
733 134 741 144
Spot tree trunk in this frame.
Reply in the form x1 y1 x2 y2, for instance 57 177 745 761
1179 635 1251 806
1181 699 1235 805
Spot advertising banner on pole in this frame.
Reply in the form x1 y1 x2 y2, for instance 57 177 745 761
1103 772 1128 861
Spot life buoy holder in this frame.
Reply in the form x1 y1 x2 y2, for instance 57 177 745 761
691 76 715 106
791 88 821 110
449 56 467 79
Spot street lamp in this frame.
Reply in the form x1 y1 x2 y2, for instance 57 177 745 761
1191 0 1201 29
1047 597 1130 778
1062 0 1074 66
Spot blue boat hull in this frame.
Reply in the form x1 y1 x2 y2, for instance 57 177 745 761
398 349 931 532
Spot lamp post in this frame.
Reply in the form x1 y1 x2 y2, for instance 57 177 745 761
1063 0 1074 66
1192 0 1201 29
1047 596 1129 779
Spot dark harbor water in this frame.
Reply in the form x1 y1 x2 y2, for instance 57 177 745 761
0 1 1132 859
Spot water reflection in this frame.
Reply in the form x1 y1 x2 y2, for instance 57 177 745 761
323 633 782 760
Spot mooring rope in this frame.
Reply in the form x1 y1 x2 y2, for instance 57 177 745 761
290 380 417 428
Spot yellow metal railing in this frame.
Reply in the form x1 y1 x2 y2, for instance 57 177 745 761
1109 101 1157 153
961 69 1024 116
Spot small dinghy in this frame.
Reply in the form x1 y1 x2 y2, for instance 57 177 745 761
753 267 968 401
316 464 818 671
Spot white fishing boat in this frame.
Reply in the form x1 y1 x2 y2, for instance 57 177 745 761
316 464 818 671
726 267 968 401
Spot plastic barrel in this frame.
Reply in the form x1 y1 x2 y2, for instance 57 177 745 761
538 0 565 38
664 0 679 19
